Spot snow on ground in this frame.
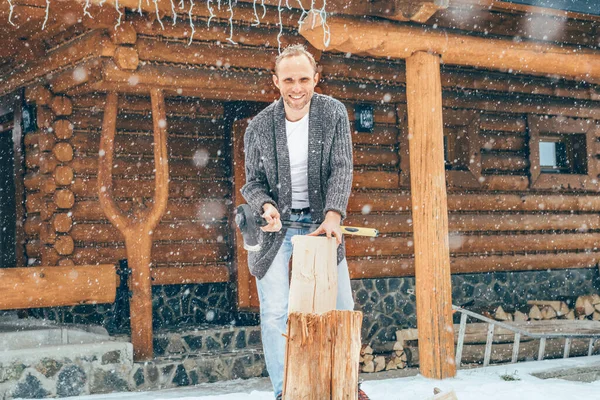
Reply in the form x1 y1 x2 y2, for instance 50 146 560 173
71 355 600 400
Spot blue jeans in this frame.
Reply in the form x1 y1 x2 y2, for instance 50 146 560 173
256 212 355 398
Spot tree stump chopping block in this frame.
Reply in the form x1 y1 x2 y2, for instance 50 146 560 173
283 236 363 399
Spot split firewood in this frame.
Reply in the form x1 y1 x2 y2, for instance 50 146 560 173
527 300 570 317
370 340 404 353
494 306 512 321
362 354 374 363
374 355 386 372
575 295 596 317
395 328 418 347
593 311 600 321
513 310 529 322
592 294 600 312
563 310 575 320
529 305 542 320
360 344 374 356
361 361 375 373
541 305 557 320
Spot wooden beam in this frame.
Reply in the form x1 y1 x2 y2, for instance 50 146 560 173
370 0 449 22
405 51 455 379
299 13 600 83
0 265 116 309
151 265 229 285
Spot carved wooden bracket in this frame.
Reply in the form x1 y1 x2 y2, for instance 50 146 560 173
98 89 169 361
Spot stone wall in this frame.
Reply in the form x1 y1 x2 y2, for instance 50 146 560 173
355 267 600 345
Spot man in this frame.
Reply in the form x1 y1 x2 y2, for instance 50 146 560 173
241 45 368 399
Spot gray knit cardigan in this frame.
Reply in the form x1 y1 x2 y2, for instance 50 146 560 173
240 93 353 280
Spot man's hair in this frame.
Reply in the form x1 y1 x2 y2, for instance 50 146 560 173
274 44 318 75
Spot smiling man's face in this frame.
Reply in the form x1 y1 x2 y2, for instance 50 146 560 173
273 54 319 115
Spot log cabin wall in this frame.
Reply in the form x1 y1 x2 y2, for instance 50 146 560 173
22 93 239 330
12 11 600 344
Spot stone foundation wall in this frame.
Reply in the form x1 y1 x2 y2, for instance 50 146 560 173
355 267 600 345
27 268 600 349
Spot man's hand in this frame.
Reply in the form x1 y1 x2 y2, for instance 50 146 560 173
261 203 282 232
307 211 342 245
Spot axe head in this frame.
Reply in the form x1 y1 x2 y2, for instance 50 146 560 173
235 204 263 252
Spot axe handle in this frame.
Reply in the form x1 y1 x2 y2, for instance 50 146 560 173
268 219 379 237
340 225 379 237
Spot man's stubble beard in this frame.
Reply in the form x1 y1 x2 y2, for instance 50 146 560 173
283 91 313 111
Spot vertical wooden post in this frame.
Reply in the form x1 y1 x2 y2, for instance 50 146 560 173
98 90 169 361
405 51 456 379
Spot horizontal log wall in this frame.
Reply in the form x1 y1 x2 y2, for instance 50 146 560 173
23 93 230 282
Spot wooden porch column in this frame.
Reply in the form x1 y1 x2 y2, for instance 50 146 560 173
405 51 456 379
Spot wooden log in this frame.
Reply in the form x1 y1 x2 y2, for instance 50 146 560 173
529 305 543 320
300 13 600 83
54 235 75 256
289 236 338 314
70 156 228 178
283 311 362 400
25 131 56 151
70 221 227 243
114 46 140 71
25 86 52 105
24 173 57 194
405 52 454 379
50 96 73 116
0 265 116 310
353 170 399 190
52 142 74 162
71 176 229 199
26 150 58 174
53 119 74 140
54 165 74 186
479 114 526 133
24 216 42 236
354 147 399 166
25 240 42 258
71 199 228 221
37 107 55 129
150 265 229 285
48 61 104 94
110 22 137 44
70 130 225 158
52 214 73 233
98 90 169 361
481 153 529 171
480 134 526 152
53 189 75 209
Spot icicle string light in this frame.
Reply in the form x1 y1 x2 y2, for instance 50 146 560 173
207 0 215 27
319 0 330 47
252 0 261 26
153 0 165 29
188 0 196 45
137 0 143 15
227 0 237 44
7 0 17 26
115 0 123 29
170 0 178 24
83 0 93 19
42 0 50 30
261 0 266 18
277 0 283 52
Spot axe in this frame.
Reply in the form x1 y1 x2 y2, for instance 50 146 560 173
235 204 378 251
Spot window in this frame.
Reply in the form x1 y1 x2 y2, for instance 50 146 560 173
400 108 482 188
528 116 599 190
538 135 587 174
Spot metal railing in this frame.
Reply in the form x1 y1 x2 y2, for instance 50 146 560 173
452 305 600 367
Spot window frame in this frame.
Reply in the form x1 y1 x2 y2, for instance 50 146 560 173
400 108 482 189
528 115 599 190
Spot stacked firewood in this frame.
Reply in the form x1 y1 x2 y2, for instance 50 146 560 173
359 328 415 373
491 294 600 322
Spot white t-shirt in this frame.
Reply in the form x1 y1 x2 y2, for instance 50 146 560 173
285 113 310 209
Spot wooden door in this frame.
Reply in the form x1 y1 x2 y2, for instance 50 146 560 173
232 119 260 310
